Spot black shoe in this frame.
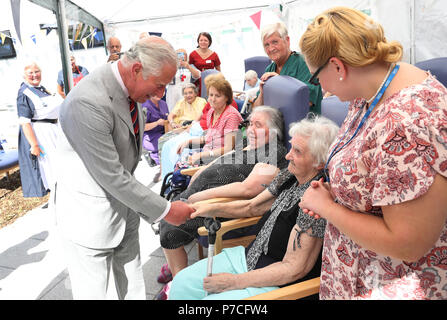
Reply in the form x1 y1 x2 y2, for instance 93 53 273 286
144 153 158 167
153 171 161 183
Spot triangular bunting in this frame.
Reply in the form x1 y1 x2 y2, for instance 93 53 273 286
81 37 87 49
250 11 262 30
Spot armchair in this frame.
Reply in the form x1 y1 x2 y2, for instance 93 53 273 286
0 141 18 180
194 197 259 260
244 56 271 78
321 95 349 127
263 75 310 150
195 198 320 300
415 57 447 87
200 69 220 99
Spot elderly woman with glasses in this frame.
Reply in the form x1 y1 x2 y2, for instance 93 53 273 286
299 7 447 300
17 62 63 197
167 83 207 130
167 116 339 300
252 22 323 114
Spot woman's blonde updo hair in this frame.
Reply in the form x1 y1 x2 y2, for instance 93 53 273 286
299 7 403 68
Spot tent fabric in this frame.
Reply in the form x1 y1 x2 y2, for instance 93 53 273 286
0 0 446 112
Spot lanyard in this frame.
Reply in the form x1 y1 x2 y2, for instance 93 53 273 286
324 64 400 183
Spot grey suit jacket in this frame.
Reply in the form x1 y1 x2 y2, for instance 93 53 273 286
54 63 168 249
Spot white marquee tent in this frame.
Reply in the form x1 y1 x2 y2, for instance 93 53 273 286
0 0 446 143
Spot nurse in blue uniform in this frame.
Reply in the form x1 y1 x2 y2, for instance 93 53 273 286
16 62 62 197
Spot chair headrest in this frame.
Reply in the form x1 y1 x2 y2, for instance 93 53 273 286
415 57 447 87
263 75 310 150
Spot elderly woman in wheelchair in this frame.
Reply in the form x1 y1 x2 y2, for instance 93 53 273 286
168 115 339 300
155 106 288 299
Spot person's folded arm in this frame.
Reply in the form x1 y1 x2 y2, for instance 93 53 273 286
191 187 275 219
188 163 279 203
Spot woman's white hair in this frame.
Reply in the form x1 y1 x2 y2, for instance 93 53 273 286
249 105 284 142
289 114 340 167
261 22 289 42
23 61 40 72
181 83 198 95
244 70 258 81
122 38 178 79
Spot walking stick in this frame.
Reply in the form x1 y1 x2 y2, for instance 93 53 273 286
203 217 221 295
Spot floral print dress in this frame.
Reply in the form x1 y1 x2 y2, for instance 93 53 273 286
321 74 447 300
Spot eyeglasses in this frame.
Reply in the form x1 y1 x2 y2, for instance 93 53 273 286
308 59 330 86
25 71 41 76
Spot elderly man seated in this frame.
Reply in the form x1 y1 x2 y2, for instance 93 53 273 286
168 115 339 300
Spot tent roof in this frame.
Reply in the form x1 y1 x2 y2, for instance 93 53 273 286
70 0 283 24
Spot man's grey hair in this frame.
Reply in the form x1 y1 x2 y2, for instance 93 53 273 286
122 39 178 79
249 106 284 142
261 22 289 42
289 115 340 167
181 83 198 95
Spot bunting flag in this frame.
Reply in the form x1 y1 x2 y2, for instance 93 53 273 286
10 0 22 44
94 30 103 41
45 28 52 35
73 23 82 42
30 34 36 44
81 37 87 49
78 24 88 42
68 39 74 50
250 11 262 30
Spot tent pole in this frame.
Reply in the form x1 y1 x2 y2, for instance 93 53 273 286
54 0 73 96
410 0 416 64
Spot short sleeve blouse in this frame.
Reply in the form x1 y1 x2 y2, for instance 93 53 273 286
202 105 242 152
321 74 447 300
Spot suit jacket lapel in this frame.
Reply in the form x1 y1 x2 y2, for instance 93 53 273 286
103 65 141 153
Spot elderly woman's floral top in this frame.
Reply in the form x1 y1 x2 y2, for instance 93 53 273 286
322 74 447 300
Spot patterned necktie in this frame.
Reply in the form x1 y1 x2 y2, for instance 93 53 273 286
129 98 140 143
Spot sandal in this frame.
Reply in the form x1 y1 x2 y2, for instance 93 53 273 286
157 263 173 284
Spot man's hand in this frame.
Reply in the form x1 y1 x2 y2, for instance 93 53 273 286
164 201 195 226
107 53 120 62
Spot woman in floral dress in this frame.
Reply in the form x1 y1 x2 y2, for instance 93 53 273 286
299 7 447 299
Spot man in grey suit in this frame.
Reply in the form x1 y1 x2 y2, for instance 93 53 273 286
53 36 194 299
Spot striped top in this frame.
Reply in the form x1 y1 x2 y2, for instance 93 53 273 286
202 105 242 152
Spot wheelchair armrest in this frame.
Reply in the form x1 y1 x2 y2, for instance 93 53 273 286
180 166 203 176
244 277 321 300
198 216 261 237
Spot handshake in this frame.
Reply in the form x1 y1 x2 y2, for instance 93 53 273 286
163 200 196 226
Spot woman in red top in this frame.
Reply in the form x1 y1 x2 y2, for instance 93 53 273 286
189 32 221 96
